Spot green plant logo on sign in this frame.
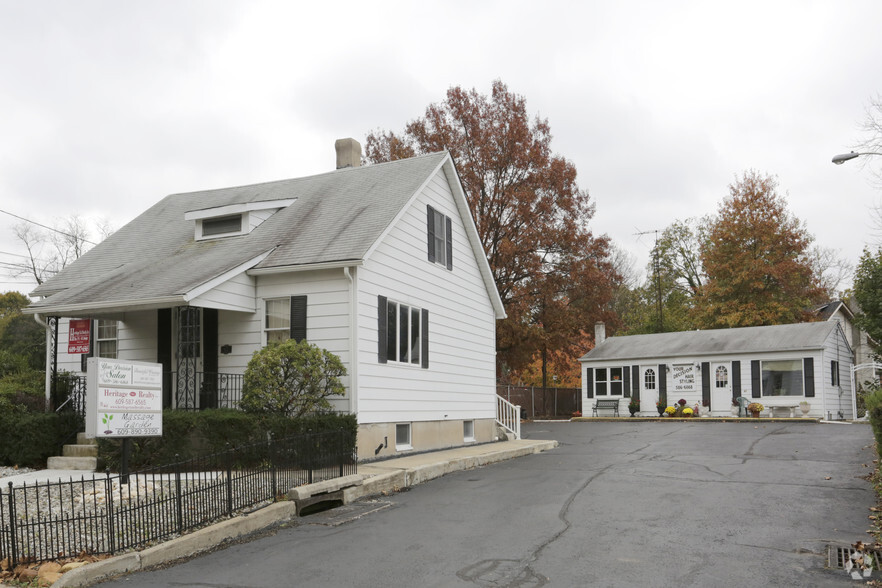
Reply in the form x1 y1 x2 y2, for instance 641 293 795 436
102 413 113 434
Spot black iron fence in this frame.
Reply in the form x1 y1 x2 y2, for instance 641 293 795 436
497 385 582 419
166 371 245 410
0 430 356 567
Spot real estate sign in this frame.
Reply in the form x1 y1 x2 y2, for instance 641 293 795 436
68 319 91 354
85 358 163 438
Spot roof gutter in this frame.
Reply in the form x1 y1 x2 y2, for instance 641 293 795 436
247 260 363 276
22 295 188 317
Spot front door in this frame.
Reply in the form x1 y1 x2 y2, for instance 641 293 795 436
639 366 659 413
711 362 731 414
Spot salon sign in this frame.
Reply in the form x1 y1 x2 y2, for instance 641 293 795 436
85 358 163 438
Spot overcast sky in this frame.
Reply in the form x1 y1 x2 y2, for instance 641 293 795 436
2 0 881 295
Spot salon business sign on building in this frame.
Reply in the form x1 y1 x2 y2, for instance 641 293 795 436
85 358 163 438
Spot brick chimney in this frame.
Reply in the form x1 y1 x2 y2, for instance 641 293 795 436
335 138 362 169
595 321 606 345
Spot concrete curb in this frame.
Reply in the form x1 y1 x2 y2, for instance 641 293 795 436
571 416 823 423
33 439 557 587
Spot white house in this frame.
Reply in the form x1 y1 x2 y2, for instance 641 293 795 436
580 321 855 420
25 139 508 459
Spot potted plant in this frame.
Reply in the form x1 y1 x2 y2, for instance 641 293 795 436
656 400 665 416
747 402 764 418
682 407 693 418
799 400 810 417
628 398 640 417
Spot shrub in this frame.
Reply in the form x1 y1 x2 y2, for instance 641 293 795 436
240 339 346 417
0 410 83 468
866 386 882 459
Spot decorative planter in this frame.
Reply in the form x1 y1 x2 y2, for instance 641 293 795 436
750 410 760 418
799 405 811 417
657 407 665 416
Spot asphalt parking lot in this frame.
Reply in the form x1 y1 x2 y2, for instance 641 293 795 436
102 420 875 587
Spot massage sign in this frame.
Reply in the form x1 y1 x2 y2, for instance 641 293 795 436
86 358 163 438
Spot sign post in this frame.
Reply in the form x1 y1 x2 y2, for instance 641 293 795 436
86 358 163 483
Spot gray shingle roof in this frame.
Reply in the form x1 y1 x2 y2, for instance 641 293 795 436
29 152 449 311
580 321 839 362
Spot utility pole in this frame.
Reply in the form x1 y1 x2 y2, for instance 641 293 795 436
636 229 663 332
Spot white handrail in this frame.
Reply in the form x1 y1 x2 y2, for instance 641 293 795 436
496 395 521 440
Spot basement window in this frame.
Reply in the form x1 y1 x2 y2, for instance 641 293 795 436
395 423 412 450
464 420 475 442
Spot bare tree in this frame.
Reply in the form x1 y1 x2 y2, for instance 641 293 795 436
857 94 882 187
6 215 110 286
805 245 854 300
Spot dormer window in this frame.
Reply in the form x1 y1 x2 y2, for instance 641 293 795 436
186 198 296 241
202 214 243 237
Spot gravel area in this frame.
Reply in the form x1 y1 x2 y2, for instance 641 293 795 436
0 466 36 479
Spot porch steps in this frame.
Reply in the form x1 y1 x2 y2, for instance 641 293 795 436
46 432 99 471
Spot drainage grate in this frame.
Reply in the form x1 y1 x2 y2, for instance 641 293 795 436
827 545 882 569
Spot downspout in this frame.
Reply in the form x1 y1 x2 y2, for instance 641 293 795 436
33 312 52 410
343 266 358 420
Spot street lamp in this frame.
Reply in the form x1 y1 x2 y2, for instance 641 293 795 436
832 151 882 165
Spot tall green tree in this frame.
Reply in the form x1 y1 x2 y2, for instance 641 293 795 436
853 248 882 345
365 80 619 376
692 170 825 328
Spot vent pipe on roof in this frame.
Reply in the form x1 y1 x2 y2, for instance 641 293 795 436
335 138 362 169
595 321 606 345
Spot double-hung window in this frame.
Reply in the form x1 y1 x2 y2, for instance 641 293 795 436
427 205 452 270
264 296 307 345
96 319 118 359
378 296 428 368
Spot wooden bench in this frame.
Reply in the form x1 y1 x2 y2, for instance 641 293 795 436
593 398 620 417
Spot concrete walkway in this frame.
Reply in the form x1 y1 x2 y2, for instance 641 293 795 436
1 438 557 588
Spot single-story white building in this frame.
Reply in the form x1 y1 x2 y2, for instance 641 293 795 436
580 321 855 419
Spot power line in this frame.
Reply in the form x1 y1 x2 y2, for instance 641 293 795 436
0 208 97 246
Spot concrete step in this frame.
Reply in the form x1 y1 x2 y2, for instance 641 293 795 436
47 456 97 471
63 444 98 458
76 432 98 446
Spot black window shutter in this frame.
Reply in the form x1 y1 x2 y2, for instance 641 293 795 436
421 309 429 369
378 296 388 363
701 362 711 407
804 357 815 397
632 365 640 402
445 216 453 271
731 361 741 403
623 365 631 398
289 296 307 342
585 368 594 399
751 360 761 398
427 205 436 263
658 364 667 406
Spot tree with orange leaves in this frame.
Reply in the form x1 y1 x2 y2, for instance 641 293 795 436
365 80 619 378
692 170 825 328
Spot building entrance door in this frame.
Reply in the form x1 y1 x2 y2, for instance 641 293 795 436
711 362 731 414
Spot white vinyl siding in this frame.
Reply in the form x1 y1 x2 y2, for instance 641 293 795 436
256 269 351 413
189 272 257 313
358 169 497 424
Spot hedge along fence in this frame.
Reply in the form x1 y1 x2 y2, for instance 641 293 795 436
0 410 83 468
97 410 358 470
